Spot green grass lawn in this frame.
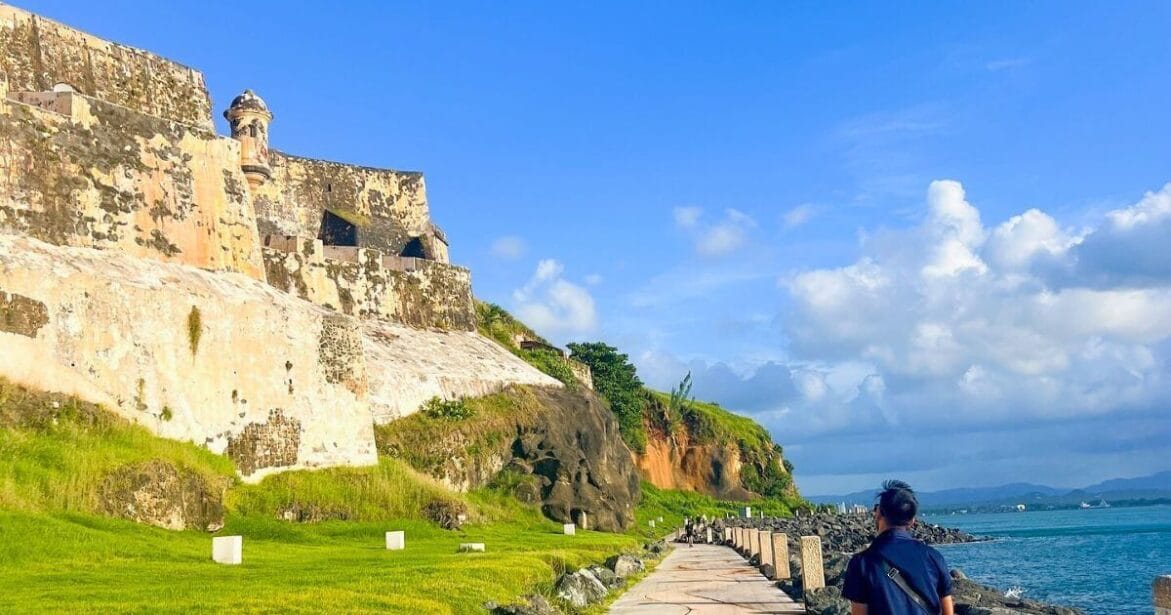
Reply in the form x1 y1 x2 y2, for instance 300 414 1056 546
0 510 651 614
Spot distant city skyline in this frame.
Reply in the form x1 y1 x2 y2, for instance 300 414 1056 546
27 0 1171 494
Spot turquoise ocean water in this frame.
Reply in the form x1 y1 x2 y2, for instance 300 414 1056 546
924 505 1171 614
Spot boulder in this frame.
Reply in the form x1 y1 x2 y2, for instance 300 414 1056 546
555 569 608 607
587 565 622 589
517 387 640 532
606 554 645 578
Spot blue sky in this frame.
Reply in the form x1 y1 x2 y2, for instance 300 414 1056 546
27 1 1171 495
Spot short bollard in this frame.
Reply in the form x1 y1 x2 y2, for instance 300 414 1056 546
563 523 576 536
705 527 713 544
741 506 752 519
649 519 656 528
748 529 761 561
385 531 405 551
800 535 825 590
212 536 242 565
458 543 486 553
758 529 773 571
1155 575 1171 615
771 532 791 580
723 527 731 543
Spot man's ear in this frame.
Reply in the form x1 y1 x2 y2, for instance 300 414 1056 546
909 519 917 528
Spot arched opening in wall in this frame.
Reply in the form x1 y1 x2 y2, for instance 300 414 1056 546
400 237 430 259
318 209 358 246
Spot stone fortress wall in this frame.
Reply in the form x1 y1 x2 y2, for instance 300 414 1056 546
0 4 213 129
0 3 558 481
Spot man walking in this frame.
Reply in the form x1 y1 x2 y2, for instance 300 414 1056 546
842 480 954 615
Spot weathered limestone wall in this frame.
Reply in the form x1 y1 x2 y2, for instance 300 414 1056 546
0 235 376 481
261 236 475 330
254 152 440 259
0 4 213 129
363 319 562 424
0 88 264 279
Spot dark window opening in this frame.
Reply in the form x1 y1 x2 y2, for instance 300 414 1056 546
319 210 357 246
326 183 332 193
249 124 258 138
400 237 429 259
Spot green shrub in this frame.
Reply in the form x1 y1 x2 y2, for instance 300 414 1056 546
420 396 474 421
186 306 202 356
567 342 647 452
523 348 577 387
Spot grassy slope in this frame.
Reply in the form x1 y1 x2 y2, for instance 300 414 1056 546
0 379 667 614
647 391 774 452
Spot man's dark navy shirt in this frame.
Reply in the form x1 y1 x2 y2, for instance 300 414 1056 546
841 528 952 614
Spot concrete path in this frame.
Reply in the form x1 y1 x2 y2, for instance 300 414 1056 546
608 543 804 614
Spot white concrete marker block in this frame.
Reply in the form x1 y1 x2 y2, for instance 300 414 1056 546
563 523 576 536
742 506 752 519
212 535 242 565
705 527 713 544
458 543 486 553
385 531 405 550
657 516 664 522
649 519 656 528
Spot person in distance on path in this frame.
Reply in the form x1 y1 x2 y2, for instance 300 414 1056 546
842 480 955 615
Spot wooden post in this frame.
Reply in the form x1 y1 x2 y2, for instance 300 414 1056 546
1155 575 1171 615
800 536 825 590
771 533 790 580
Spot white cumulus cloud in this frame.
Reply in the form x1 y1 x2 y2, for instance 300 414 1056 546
513 259 597 338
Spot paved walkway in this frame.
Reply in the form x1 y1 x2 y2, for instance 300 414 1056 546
608 543 804 614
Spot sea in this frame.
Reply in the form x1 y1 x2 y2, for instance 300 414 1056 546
922 505 1171 614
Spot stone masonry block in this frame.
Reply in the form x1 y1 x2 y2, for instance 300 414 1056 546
212 535 242 565
771 532 791 580
563 523 576 536
458 543 485 553
385 531 404 550
800 535 825 590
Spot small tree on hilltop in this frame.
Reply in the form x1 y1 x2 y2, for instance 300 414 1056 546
665 371 694 440
567 341 647 452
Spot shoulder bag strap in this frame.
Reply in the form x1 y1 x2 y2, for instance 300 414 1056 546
878 556 936 615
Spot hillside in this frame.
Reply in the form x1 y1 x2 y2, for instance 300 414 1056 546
0 377 658 612
474 303 799 504
638 392 796 501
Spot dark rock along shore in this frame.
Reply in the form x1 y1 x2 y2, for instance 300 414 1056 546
714 512 1081 615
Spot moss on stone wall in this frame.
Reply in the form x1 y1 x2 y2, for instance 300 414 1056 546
186 306 201 356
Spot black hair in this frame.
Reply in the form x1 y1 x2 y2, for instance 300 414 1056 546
876 479 918 526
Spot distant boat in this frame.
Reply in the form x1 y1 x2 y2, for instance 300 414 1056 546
1097 499 1110 508
1079 501 1091 509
